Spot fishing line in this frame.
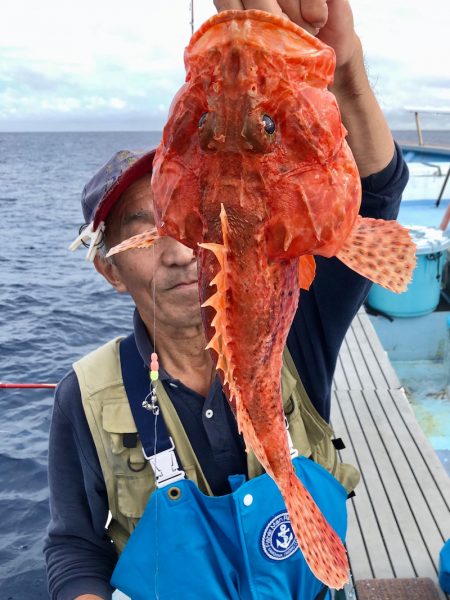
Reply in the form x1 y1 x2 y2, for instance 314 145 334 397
151 241 160 600
141 240 160 598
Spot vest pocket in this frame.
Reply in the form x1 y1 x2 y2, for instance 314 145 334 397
117 472 155 519
102 403 139 456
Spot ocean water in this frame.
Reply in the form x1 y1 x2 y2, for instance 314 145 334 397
0 131 160 599
0 129 447 599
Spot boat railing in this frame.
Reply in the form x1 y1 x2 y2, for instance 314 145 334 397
402 108 450 224
404 107 450 148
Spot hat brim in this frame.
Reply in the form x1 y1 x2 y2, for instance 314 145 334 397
93 149 156 230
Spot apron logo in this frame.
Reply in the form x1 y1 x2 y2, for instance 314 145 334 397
261 511 299 561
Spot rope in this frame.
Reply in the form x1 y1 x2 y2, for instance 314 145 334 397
0 382 56 389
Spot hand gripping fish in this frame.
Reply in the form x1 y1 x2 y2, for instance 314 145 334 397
108 10 416 589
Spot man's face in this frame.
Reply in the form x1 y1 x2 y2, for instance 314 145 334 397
100 174 201 334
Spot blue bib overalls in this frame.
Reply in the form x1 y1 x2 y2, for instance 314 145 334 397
111 336 348 600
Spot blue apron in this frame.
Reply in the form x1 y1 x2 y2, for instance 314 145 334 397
111 336 348 599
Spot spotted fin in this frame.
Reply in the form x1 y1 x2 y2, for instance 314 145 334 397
283 471 349 589
106 227 159 258
298 255 316 290
336 216 416 293
235 388 349 588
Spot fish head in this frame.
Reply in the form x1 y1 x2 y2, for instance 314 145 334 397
152 10 361 258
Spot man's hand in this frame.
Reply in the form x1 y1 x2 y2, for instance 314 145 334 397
213 0 356 67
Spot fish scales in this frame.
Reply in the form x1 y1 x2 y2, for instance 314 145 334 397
108 9 416 589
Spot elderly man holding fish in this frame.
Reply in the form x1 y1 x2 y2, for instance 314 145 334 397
44 1 412 599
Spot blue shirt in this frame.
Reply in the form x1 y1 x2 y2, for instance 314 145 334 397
44 145 409 600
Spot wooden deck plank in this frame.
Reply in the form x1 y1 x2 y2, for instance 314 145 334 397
332 311 401 392
355 312 401 389
331 402 374 579
377 389 450 528
331 309 450 599
337 338 363 391
333 354 348 391
353 314 399 390
343 326 373 389
355 389 441 578
334 389 412 579
346 315 387 390
368 389 449 574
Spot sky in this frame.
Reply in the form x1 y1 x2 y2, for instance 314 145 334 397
0 0 449 132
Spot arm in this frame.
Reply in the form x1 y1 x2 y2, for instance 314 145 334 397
331 35 395 177
310 0 395 176
44 371 117 600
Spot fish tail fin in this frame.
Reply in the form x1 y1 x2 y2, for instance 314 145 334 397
237 398 349 589
106 227 159 258
282 470 349 589
336 216 416 292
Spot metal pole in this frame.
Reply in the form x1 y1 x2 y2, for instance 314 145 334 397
190 0 194 35
437 165 450 209
414 111 424 146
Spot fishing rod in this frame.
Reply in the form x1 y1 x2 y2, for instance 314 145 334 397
0 382 56 389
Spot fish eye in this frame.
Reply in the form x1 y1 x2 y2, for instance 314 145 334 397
262 114 275 135
198 113 208 128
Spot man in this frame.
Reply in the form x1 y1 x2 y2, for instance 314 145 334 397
44 0 409 598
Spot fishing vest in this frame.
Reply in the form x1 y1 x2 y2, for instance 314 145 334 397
73 337 359 554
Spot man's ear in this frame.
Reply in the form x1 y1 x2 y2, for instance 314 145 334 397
94 254 128 293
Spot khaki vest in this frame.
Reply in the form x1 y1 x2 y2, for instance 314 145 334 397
74 338 359 554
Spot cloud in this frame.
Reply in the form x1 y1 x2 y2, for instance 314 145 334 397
1 0 449 131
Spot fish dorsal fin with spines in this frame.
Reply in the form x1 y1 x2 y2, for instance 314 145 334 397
335 216 416 293
198 205 236 391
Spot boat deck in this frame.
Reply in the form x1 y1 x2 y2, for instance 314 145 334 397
332 310 450 599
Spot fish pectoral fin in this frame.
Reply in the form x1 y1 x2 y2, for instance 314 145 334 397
298 255 316 290
106 227 160 258
335 215 416 293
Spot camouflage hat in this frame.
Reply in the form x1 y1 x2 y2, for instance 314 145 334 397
70 148 156 261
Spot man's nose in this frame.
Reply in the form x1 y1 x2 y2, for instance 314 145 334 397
160 237 196 267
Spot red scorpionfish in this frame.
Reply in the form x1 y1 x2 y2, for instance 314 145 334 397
109 10 416 589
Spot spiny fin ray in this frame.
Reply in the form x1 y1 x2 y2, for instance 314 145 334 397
298 255 316 290
106 227 159 257
200 205 235 388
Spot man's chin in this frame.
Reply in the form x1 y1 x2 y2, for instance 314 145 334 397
165 292 202 321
